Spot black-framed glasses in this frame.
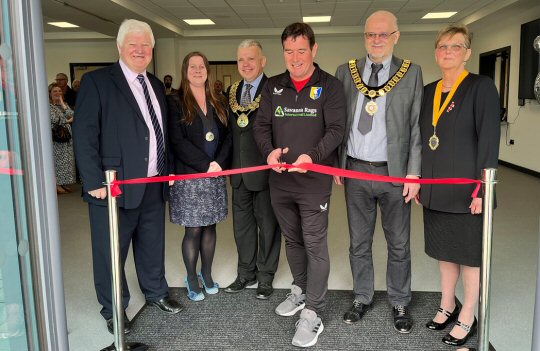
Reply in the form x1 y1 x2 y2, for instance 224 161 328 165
436 43 468 52
364 31 397 40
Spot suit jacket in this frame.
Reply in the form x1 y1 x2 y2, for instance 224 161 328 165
167 94 232 174
227 76 270 191
73 62 169 209
335 55 423 179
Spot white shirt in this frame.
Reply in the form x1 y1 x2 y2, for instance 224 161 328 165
119 59 164 177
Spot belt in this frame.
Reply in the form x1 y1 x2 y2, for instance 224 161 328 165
347 156 387 167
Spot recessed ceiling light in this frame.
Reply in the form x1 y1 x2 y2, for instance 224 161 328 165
183 19 215 25
422 12 457 19
303 16 331 23
48 21 79 28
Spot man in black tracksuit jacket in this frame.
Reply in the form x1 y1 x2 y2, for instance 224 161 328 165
253 22 345 348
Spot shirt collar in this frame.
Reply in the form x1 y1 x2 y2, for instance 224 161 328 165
366 55 392 72
244 72 264 87
119 59 146 83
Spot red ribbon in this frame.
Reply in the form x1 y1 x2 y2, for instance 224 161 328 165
110 163 481 199
0 167 23 176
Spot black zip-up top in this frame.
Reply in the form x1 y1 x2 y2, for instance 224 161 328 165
253 65 346 194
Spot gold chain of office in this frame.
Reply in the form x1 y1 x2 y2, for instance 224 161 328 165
348 59 411 98
228 80 262 114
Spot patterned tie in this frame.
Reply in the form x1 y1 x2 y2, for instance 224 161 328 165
136 74 165 175
358 63 384 135
240 83 252 106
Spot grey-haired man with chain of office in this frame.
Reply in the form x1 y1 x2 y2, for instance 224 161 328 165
335 10 423 334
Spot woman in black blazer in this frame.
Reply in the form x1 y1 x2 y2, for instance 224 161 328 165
167 51 231 302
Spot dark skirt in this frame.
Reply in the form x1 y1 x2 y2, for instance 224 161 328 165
423 207 483 267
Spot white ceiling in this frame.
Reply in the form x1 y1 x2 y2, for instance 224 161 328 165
41 0 531 39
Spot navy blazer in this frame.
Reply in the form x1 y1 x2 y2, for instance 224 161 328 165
73 62 169 209
167 93 232 174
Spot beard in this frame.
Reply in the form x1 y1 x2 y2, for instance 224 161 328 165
164 82 172 89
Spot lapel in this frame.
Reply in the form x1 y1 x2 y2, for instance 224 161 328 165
235 80 244 103
345 58 366 136
385 55 402 109
110 62 145 124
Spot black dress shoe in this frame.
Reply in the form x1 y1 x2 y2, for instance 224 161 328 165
343 300 371 324
256 282 274 299
426 300 461 330
442 318 477 346
224 277 257 293
106 312 131 335
393 305 413 334
150 297 184 314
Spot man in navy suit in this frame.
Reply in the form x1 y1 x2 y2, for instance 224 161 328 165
73 19 182 335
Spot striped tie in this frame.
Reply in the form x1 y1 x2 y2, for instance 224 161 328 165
137 74 165 175
240 83 252 106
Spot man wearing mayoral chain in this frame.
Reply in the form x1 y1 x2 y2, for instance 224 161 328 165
335 10 423 334
225 39 281 300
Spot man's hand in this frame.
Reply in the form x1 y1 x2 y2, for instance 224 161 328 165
88 187 107 199
403 175 420 204
469 197 482 215
333 175 343 185
267 147 288 173
288 154 312 173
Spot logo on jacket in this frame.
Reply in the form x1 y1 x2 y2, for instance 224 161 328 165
319 203 328 212
310 87 322 100
273 87 283 95
275 106 285 117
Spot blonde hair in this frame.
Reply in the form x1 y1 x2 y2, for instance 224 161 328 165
435 24 472 49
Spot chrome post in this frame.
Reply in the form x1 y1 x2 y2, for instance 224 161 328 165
531 218 540 350
104 170 125 351
478 168 497 351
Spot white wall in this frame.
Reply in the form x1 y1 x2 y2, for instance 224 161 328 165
469 4 540 173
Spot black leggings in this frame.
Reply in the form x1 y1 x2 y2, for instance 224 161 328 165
182 224 217 293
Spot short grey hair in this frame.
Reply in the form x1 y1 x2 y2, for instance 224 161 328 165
116 19 155 48
238 39 263 51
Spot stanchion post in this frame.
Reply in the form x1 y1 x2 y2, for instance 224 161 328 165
105 170 125 351
478 168 497 351
531 218 540 350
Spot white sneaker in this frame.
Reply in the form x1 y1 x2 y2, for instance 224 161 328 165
292 308 324 348
275 285 306 316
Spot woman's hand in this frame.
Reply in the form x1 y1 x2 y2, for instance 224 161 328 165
207 161 222 174
469 197 482 215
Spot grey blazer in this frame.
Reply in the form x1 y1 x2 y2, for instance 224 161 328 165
335 55 423 179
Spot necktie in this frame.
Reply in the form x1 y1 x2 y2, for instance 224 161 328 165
136 74 165 175
358 63 384 135
240 83 252 106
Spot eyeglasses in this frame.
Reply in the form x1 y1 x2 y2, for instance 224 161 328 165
364 31 397 40
436 44 468 52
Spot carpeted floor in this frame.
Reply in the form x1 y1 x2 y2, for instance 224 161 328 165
124 288 491 351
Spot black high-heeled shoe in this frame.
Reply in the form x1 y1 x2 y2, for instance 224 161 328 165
442 317 477 346
426 300 461 330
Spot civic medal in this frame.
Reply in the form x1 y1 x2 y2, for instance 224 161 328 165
365 100 378 116
205 131 215 142
429 134 440 150
237 113 249 128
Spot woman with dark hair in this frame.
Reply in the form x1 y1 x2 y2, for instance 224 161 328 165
167 51 231 301
49 82 76 194
420 24 500 347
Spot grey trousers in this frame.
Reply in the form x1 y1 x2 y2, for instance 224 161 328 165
270 187 331 314
344 159 412 306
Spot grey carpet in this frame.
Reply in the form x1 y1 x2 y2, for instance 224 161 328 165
126 288 492 351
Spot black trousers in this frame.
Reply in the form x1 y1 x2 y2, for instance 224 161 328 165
232 181 281 283
270 187 331 314
88 182 169 320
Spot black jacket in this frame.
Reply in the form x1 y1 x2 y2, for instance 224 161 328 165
167 93 232 174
